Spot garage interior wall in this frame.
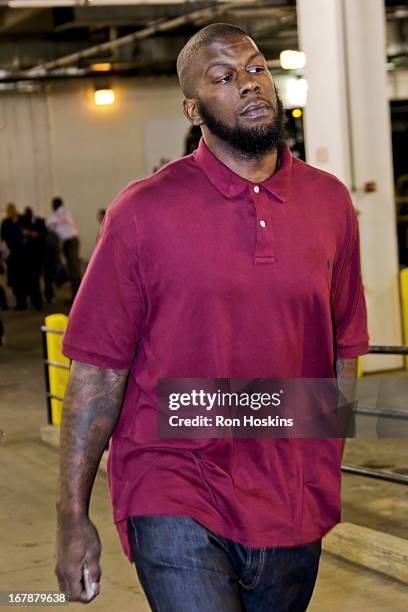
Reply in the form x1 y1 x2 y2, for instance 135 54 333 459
0 76 188 260
1 70 407 260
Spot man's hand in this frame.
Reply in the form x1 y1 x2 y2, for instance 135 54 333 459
55 361 129 602
55 512 101 602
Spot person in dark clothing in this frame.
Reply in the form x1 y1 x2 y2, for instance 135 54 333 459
0 284 7 311
1 203 27 310
0 239 9 346
97 209 106 225
20 207 46 310
0 240 9 311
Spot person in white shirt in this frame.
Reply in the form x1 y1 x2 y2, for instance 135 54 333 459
46 197 81 300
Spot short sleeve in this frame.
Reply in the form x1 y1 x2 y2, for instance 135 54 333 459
62 204 145 370
331 193 369 359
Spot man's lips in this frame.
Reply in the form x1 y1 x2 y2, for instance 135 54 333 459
241 101 271 117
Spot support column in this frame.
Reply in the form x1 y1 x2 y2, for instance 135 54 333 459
297 0 402 371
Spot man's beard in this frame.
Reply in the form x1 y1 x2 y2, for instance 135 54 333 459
196 93 286 158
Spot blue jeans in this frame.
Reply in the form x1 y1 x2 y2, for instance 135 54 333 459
128 515 321 612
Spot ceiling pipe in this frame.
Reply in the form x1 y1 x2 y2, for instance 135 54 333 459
6 0 192 9
7 1 83 7
18 1 246 77
6 0 243 8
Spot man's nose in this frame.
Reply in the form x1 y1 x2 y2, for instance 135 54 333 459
237 72 261 97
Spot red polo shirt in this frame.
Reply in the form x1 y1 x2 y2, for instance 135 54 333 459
62 139 368 560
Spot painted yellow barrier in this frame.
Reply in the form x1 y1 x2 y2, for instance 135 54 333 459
44 314 70 425
400 268 408 370
357 356 363 378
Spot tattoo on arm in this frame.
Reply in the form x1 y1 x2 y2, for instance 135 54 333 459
58 361 129 516
336 358 357 379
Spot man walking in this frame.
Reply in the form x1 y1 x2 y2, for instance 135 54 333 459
56 24 368 610
46 197 81 301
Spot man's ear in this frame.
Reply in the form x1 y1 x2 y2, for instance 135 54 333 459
183 98 204 127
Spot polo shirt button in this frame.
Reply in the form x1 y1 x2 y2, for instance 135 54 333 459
259 220 267 228
253 185 260 193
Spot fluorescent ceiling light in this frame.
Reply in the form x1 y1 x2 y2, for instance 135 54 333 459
280 50 306 70
25 66 47 76
286 78 308 108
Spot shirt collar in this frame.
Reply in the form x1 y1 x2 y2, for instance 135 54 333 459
193 138 293 202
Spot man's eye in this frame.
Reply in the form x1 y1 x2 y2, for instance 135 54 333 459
248 66 266 73
217 75 232 83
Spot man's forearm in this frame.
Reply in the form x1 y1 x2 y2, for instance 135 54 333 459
336 358 357 458
58 361 128 516
336 358 357 379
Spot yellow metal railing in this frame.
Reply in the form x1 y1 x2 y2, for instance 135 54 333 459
400 268 408 370
42 314 70 425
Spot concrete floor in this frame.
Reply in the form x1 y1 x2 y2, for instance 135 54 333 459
0 288 407 611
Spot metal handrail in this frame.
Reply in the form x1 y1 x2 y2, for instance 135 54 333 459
355 406 408 419
368 345 408 355
46 392 65 402
341 464 408 485
41 325 64 335
44 359 70 370
40 329 408 486
342 344 408 485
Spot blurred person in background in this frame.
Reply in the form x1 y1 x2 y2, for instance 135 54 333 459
96 209 106 240
97 208 106 226
20 206 46 310
0 238 9 312
1 203 27 310
46 197 81 302
0 238 9 346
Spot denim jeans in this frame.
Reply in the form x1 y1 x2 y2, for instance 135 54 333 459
128 515 321 612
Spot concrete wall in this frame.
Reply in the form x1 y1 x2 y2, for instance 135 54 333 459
0 76 188 259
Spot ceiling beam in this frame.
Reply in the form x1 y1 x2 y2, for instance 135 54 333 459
16 1 246 77
0 7 44 31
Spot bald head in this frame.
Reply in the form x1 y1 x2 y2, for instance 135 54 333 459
177 23 250 98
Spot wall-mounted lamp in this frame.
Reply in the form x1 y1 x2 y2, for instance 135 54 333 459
94 88 115 106
90 63 112 72
280 50 306 70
